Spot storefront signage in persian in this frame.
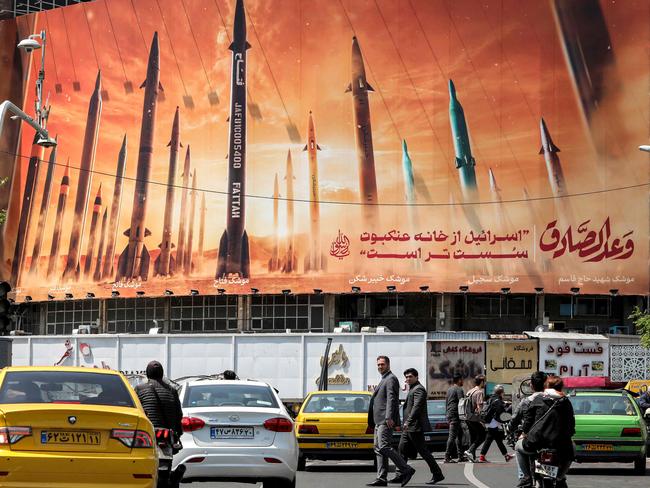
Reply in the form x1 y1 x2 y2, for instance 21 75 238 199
427 341 485 399
486 341 537 386
538 339 608 377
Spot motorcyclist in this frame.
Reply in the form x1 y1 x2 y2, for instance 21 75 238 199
638 389 650 411
517 376 575 488
510 372 547 483
135 361 184 486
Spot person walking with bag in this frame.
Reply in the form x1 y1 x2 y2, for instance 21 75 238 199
395 368 445 485
444 374 467 463
367 356 415 487
463 374 487 462
478 384 514 463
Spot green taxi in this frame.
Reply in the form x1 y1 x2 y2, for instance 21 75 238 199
570 390 648 474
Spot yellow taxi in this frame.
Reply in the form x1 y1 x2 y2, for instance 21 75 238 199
0 366 157 487
294 390 374 470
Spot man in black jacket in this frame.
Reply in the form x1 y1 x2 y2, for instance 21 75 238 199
516 376 575 488
444 374 466 463
394 368 445 486
135 361 183 438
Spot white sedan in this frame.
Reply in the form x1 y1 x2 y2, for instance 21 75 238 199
173 379 298 487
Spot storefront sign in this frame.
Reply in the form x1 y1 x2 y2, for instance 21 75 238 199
486 341 537 386
427 341 485 399
538 339 608 377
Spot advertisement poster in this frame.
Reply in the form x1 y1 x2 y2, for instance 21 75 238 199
486 340 537 390
538 337 609 377
0 0 647 300
427 341 485 399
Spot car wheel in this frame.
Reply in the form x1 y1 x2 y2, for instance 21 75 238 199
263 477 296 488
297 455 306 471
634 456 647 475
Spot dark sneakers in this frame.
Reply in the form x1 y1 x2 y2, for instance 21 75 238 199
400 467 416 487
366 479 388 487
426 474 446 485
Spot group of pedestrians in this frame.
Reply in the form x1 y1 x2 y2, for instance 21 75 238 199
444 370 576 488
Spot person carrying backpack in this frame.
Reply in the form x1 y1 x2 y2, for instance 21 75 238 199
516 376 575 488
444 374 467 463
477 384 513 463
462 374 486 463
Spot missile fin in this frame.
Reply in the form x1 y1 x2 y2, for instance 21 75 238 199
144 228 152 237
123 228 131 237
366 82 375 92
317 144 322 150
345 83 352 93
215 230 229 278
158 82 164 93
538 146 545 155
116 246 129 281
303 144 308 151
139 80 146 89
140 245 150 280
241 231 250 279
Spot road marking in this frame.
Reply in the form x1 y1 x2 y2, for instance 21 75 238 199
464 463 491 488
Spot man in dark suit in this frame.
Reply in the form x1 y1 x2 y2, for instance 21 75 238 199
395 368 445 486
367 356 415 487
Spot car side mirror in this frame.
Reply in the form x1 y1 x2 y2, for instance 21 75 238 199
645 408 650 419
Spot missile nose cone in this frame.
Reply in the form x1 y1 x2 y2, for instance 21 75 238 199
539 118 559 152
233 0 247 44
94 70 102 92
448 79 457 100
488 168 498 190
402 139 408 152
150 31 160 62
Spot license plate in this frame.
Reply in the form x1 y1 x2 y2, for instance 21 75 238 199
534 462 558 478
326 441 358 449
41 431 101 445
210 426 254 439
584 443 614 451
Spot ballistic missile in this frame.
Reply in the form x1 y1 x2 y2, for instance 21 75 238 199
268 173 280 272
449 79 478 201
197 192 206 271
303 111 324 272
216 0 251 278
184 171 197 275
47 160 70 279
93 208 108 282
10 134 44 286
282 150 297 273
117 32 161 281
346 36 379 226
176 145 190 272
29 137 58 276
102 134 127 279
83 184 102 278
154 107 181 276
401 140 421 271
539 118 566 197
62 71 102 281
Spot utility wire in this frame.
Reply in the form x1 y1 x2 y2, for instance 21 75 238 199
337 0 402 142
43 11 60 85
102 0 129 82
152 0 190 96
81 3 101 72
128 0 149 56
372 0 455 181
1 148 646 208
59 8 79 82
179 0 214 92
244 4 297 133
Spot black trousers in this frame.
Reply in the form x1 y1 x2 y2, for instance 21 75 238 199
398 430 443 477
445 420 465 460
480 427 508 456
465 420 486 456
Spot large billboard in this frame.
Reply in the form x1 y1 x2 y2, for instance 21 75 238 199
1 0 647 300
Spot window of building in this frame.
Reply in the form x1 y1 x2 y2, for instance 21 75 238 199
560 297 609 317
170 295 238 332
250 294 324 331
46 299 100 335
106 298 165 333
469 295 526 317
13 302 42 335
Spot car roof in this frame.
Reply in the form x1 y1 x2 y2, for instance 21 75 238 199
306 391 371 396
2 366 121 376
183 379 270 387
572 390 630 396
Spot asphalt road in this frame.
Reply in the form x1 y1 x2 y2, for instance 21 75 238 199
184 451 650 488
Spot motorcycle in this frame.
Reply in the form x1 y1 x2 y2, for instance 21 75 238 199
532 449 562 488
155 428 174 488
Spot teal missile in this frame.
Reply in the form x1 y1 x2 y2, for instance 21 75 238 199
448 79 478 200
401 140 416 204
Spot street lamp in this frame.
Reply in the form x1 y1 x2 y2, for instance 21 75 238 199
0 30 56 148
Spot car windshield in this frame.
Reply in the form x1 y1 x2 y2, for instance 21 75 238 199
0 371 134 407
183 384 278 408
427 400 446 416
303 394 370 413
570 394 637 416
